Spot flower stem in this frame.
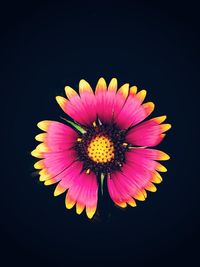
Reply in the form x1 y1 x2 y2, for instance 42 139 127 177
100 173 105 195
60 117 86 134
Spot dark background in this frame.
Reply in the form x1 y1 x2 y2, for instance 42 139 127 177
1 1 199 266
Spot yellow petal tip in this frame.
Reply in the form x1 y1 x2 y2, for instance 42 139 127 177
76 203 85 215
34 160 44 169
118 83 129 98
134 191 145 201
79 79 93 93
130 86 137 94
64 86 77 99
35 133 46 142
55 96 67 110
153 115 167 124
161 124 172 132
44 179 56 185
86 211 95 219
151 172 163 184
37 121 51 131
96 77 107 92
65 195 75 209
31 149 42 158
156 163 167 172
108 78 117 92
158 151 170 160
36 143 50 152
127 199 137 207
145 183 157 192
116 201 127 208
137 89 147 102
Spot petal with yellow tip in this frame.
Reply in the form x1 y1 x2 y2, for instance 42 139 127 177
76 202 85 215
86 206 96 219
143 102 155 115
34 160 45 169
136 90 147 102
134 191 145 201
37 121 51 131
152 115 167 124
151 171 163 184
130 85 137 95
65 194 76 209
127 198 137 207
31 149 43 158
157 151 170 160
145 182 157 192
95 77 107 93
64 86 78 99
160 124 172 132
35 133 47 142
55 96 68 113
115 201 127 208
117 83 129 99
79 79 93 94
36 143 50 153
156 163 167 172
39 169 52 181
108 78 117 92
39 174 52 182
54 183 66 196
141 189 147 198
39 168 48 176
44 178 58 186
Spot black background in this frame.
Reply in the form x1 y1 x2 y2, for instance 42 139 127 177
1 1 199 266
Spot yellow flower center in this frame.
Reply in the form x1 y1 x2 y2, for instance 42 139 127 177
87 135 114 163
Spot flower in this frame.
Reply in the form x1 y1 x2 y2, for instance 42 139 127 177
31 78 171 219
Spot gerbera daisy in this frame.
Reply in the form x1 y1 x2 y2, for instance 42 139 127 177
31 78 171 219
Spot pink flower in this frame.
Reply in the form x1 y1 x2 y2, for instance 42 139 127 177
31 78 171 219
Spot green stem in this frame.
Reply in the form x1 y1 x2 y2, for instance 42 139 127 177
100 173 105 195
60 117 86 134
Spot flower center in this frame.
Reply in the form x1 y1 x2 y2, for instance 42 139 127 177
87 135 114 163
74 123 129 175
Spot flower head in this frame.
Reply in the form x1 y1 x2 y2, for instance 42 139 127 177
31 78 171 219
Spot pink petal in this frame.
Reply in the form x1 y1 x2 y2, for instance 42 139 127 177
95 77 118 124
107 147 165 205
61 80 97 126
122 149 165 194
112 83 129 121
79 81 97 125
107 174 126 206
102 78 118 123
42 149 77 179
122 148 166 190
108 173 136 202
66 95 95 126
36 120 78 180
95 78 130 124
66 171 98 218
120 162 151 198
130 148 170 161
56 96 89 125
49 160 82 187
43 121 78 152
126 150 158 171
125 118 169 147
95 77 108 123
115 90 154 129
